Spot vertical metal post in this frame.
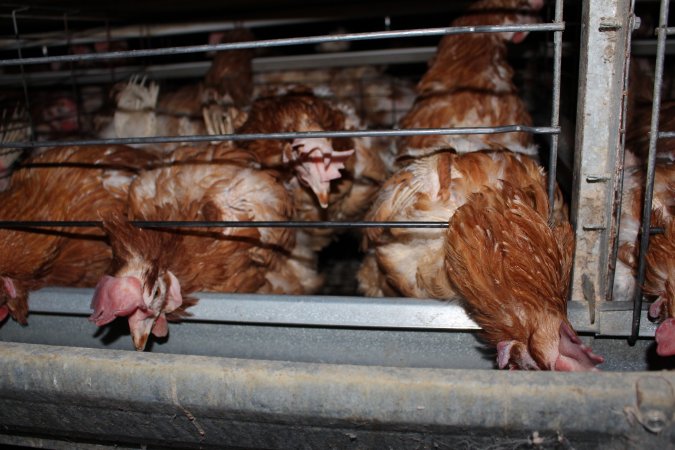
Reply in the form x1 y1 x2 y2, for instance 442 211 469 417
628 0 670 345
547 0 563 219
570 0 632 310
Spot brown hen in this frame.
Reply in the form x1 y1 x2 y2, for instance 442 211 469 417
90 145 319 350
396 0 543 161
0 145 158 324
445 182 603 370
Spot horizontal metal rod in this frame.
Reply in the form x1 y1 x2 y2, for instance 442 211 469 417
0 47 437 86
0 12 105 21
0 126 560 149
0 220 450 229
658 131 675 139
0 220 662 233
0 23 564 67
0 18 329 50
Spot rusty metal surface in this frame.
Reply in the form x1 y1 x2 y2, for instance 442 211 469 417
0 342 673 449
571 0 632 309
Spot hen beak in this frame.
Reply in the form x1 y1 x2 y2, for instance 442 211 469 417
286 137 354 209
128 308 157 351
128 271 183 351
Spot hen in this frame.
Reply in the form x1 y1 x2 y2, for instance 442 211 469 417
98 76 207 152
396 0 543 161
358 150 565 298
90 145 318 350
254 66 416 129
626 101 675 163
615 161 674 356
237 91 357 249
645 216 675 357
614 161 674 302
0 145 157 324
445 182 603 371
158 29 255 116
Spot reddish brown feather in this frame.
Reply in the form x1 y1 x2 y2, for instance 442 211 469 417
445 182 574 368
0 145 158 323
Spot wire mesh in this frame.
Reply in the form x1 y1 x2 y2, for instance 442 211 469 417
0 6 564 232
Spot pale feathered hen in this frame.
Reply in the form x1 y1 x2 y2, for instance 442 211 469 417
0 145 157 324
98 76 207 152
614 161 674 303
89 145 319 350
396 0 543 161
445 182 603 371
254 66 416 129
358 150 565 298
614 161 674 356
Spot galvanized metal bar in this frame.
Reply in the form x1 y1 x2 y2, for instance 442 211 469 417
0 342 672 448
547 0 564 219
0 125 560 149
0 23 565 67
0 220 450 229
659 131 675 138
26 287 478 329
570 0 633 309
5 286 643 336
629 0 670 345
0 47 439 87
0 17 348 50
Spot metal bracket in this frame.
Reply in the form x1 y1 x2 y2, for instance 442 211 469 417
624 377 675 434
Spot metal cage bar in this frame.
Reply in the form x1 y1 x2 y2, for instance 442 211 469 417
547 0 564 220
0 125 560 149
629 0 671 344
0 23 564 67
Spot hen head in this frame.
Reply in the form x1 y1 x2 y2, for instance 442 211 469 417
646 217 675 357
89 214 183 351
649 284 675 357
282 136 354 208
238 91 355 208
90 270 182 351
497 317 604 371
0 276 29 325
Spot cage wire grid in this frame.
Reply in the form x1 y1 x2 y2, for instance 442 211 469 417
0 0 664 337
